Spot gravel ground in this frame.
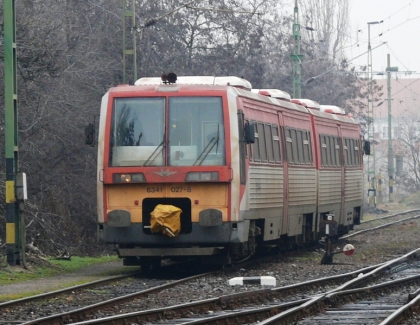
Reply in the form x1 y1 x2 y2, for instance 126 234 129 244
1 205 419 300
1 205 420 324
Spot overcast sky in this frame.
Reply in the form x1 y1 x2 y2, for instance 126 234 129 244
348 0 420 77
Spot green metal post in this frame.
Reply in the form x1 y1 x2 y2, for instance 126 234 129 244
122 0 137 84
290 0 303 98
4 0 20 266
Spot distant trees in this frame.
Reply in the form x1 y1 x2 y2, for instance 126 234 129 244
0 0 370 256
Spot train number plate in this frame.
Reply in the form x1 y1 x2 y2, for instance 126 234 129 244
170 186 192 193
146 187 163 193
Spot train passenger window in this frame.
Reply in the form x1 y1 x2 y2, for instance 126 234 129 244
272 126 281 163
319 134 345 168
305 131 312 164
350 139 355 166
334 137 340 167
258 123 267 162
339 137 362 168
265 124 275 163
253 123 260 161
320 135 327 166
285 128 294 164
110 97 165 167
285 127 311 165
343 140 349 166
296 130 304 164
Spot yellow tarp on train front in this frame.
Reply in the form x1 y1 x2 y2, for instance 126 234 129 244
150 204 182 237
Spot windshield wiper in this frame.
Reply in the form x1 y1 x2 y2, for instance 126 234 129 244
143 133 166 166
193 126 220 166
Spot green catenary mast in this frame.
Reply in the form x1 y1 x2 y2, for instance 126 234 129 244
290 0 303 98
122 0 137 84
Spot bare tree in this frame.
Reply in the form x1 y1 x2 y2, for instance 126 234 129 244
299 0 349 63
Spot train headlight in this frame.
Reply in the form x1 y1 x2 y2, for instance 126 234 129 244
185 172 219 181
113 173 146 183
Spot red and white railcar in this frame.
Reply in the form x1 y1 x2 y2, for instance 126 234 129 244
88 74 366 269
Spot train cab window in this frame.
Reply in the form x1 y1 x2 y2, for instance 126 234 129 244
168 97 225 166
110 97 165 167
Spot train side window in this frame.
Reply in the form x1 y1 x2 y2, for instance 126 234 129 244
265 124 275 163
348 139 353 166
326 136 333 166
356 139 363 166
291 129 298 164
320 135 326 166
354 140 360 166
272 126 281 163
253 123 261 162
329 136 335 166
285 127 294 164
352 139 357 166
296 130 304 164
334 137 341 167
303 131 311 164
350 139 355 166
258 123 267 162
344 138 349 166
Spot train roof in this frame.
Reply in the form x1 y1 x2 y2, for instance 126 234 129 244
320 105 346 115
251 89 291 101
113 75 358 125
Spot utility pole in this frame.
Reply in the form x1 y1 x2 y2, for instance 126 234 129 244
386 54 398 202
290 0 303 98
366 21 380 208
4 0 23 266
122 0 137 84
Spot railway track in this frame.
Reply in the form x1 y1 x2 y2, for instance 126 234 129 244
17 248 417 325
342 209 420 240
1 209 419 325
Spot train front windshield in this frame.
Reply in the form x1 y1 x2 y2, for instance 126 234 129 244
110 96 225 167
